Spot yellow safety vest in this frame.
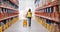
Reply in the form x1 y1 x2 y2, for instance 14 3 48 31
27 12 32 17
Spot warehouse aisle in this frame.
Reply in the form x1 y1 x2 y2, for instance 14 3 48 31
4 18 49 32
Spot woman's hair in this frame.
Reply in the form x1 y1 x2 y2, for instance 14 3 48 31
28 9 31 12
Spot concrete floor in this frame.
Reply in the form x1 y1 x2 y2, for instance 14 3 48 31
4 18 49 32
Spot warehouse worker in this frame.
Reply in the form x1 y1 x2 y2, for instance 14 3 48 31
26 9 32 27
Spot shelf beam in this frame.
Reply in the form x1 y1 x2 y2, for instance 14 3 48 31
35 14 59 22
0 15 18 21
10 0 18 7
0 5 18 11
35 1 58 10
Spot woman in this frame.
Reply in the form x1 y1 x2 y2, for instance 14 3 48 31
26 9 32 27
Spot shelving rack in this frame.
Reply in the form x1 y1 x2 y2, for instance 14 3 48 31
34 0 60 32
0 0 19 32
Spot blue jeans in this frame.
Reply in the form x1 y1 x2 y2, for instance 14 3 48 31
28 17 31 26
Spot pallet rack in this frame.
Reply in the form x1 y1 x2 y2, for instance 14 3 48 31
0 0 19 32
34 0 60 32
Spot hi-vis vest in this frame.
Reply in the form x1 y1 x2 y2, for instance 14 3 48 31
27 12 32 17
